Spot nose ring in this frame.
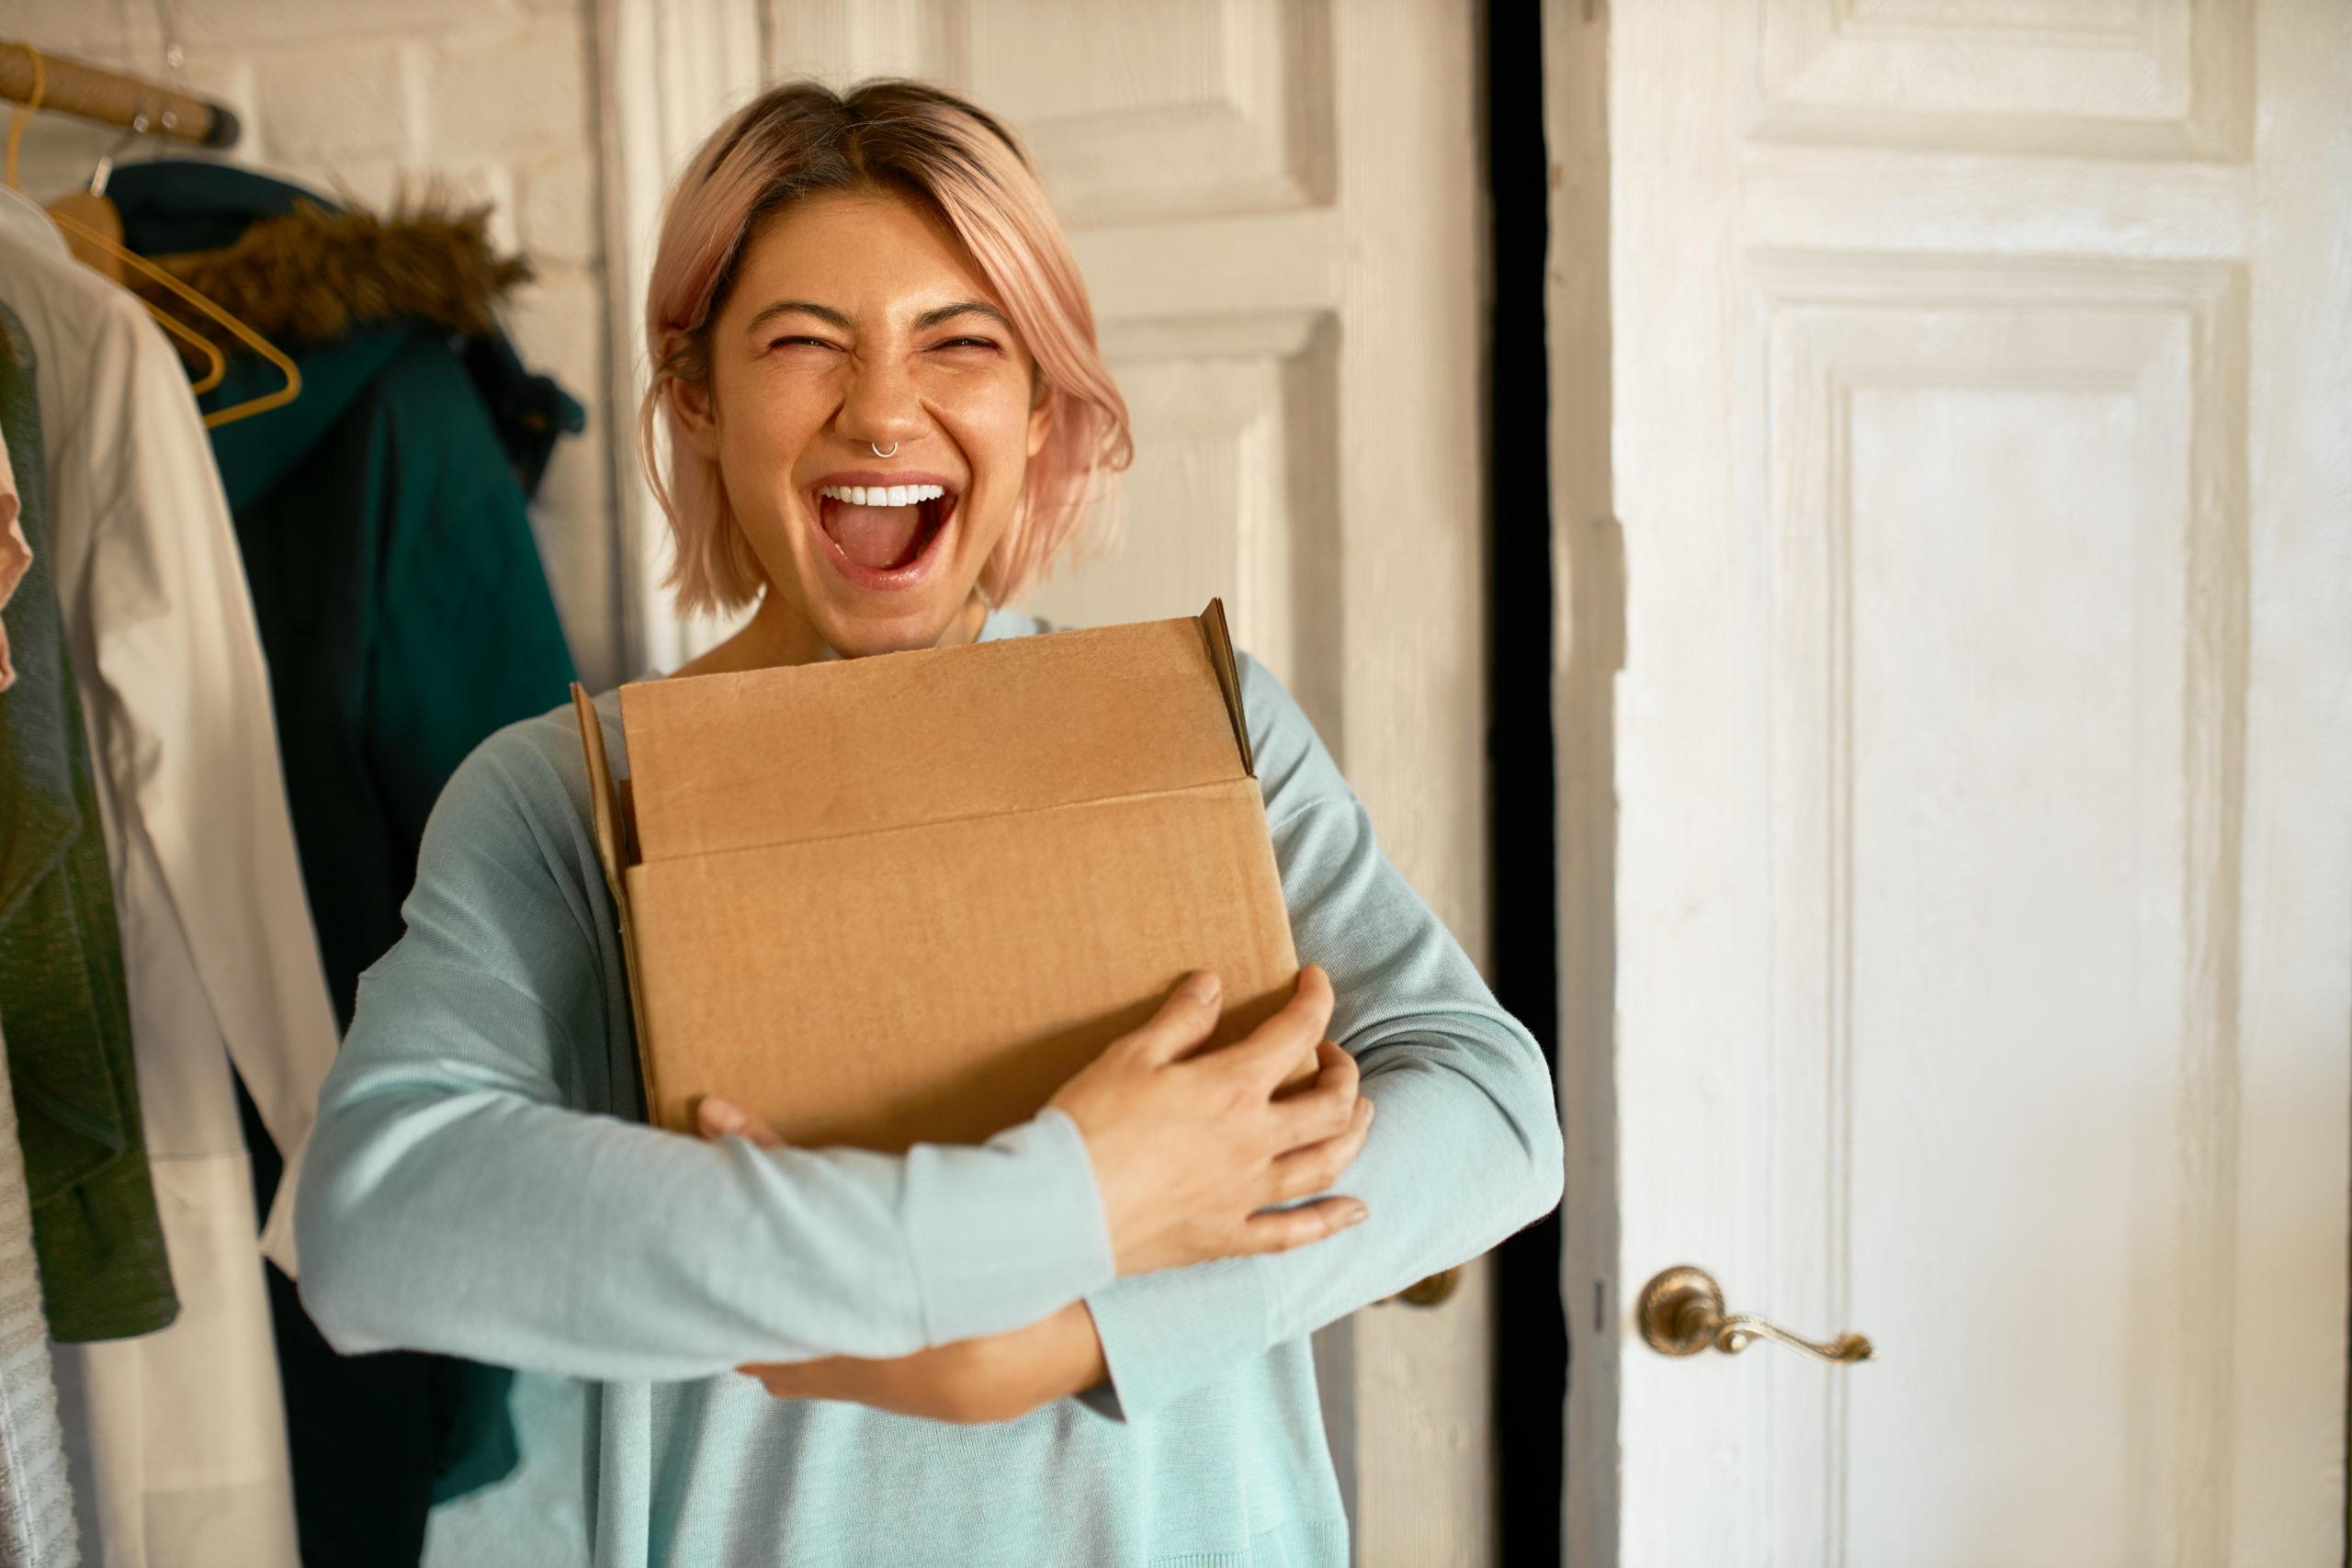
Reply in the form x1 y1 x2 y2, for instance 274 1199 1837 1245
871 441 899 458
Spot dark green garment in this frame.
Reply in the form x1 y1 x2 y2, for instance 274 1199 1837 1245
110 161 581 1566
0 298 179 1343
109 162 584 1023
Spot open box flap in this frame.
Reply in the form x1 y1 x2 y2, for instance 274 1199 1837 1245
1194 595 1253 779
571 683 628 904
572 682 660 1117
619 605 1257 863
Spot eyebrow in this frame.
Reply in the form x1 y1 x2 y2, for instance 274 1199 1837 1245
743 299 1015 336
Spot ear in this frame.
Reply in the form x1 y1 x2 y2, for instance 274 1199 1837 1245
670 375 722 462
1025 381 1054 460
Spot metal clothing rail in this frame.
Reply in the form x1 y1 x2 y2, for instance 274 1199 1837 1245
0 39 241 149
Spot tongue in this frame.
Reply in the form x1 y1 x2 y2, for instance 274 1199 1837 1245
826 501 926 570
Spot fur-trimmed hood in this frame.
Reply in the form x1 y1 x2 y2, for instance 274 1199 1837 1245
106 159 582 503
126 196 531 364
123 188 532 368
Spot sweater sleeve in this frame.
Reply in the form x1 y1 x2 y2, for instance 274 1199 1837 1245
294 726 1117 1383
1075 652 1565 1423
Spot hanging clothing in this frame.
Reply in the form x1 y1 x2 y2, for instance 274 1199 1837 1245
105 161 582 1564
0 415 28 692
0 441 84 1568
0 189 66 262
0 304 176 1346
0 1016 81 1568
0 198 340 1567
106 159 582 1047
106 162 585 509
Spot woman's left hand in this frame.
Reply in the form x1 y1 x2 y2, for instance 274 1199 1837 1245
696 1095 1107 1424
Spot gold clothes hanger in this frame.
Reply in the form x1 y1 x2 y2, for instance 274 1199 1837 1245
4 42 298 427
49 120 225 395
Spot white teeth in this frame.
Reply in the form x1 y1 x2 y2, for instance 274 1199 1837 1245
818 483 946 506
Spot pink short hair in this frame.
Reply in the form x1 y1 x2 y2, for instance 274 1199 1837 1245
639 78 1135 615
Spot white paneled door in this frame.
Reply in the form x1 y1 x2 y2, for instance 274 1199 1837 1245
602 1 1499 1562
1557 2 2352 1564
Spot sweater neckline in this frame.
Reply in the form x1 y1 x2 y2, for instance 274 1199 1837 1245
632 604 1034 685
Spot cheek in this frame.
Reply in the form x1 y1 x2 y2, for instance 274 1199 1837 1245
718 364 831 460
936 378 1044 471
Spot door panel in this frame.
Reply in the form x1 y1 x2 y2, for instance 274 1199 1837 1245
1030 311 1343 739
1755 256 2241 1564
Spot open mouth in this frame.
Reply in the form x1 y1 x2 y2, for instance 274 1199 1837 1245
814 483 957 577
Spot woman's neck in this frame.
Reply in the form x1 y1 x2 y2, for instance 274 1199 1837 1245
671 585 990 678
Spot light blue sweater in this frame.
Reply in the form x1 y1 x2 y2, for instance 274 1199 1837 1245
294 606 1566 1567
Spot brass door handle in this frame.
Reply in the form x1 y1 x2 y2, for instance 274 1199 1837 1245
1635 1265 1873 1365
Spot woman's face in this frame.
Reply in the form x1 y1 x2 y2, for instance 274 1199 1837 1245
673 187 1052 658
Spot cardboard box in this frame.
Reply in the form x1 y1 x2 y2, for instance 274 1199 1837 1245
571 598 1313 1152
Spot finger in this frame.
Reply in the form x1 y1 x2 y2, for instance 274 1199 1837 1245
1124 969 1225 1066
1219 965 1337 1090
694 1094 739 1139
696 1095 784 1148
1265 1096 1374 1201
1229 1193 1370 1255
1270 1039 1354 1104
1267 1043 1362 1145
1311 1038 1359 1092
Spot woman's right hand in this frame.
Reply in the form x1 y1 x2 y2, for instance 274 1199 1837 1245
1046 964 1374 1277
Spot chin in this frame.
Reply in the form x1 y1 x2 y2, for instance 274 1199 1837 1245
808 582 977 659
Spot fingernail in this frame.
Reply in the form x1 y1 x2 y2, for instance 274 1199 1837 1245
1183 970 1220 1004
703 1097 748 1134
1363 1099 1377 1123
1341 1201 1370 1224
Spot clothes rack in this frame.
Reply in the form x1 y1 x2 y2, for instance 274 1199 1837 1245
0 39 241 150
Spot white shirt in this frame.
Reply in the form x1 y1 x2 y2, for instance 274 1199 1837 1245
0 194 339 1568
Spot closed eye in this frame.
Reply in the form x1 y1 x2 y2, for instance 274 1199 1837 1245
935 337 998 351
769 335 841 351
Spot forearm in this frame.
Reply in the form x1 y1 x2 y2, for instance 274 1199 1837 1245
1256 1017 1561 1338
741 1013 1556 1427
297 961 1117 1382
1078 794 1566 1422
989 1299 1112 1415
1076 1013 1559 1419
1250 796 1565 1336
741 1298 1108 1422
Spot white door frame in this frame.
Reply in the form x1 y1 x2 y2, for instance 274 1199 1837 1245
1544 4 1621 1563
591 0 767 679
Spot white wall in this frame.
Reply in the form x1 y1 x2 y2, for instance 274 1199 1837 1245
6 0 625 688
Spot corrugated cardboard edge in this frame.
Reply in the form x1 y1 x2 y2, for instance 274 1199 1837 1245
1195 597 1254 777
1191 600 1306 1080
571 682 662 1122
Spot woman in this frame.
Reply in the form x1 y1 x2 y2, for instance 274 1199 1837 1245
294 78 1565 1566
